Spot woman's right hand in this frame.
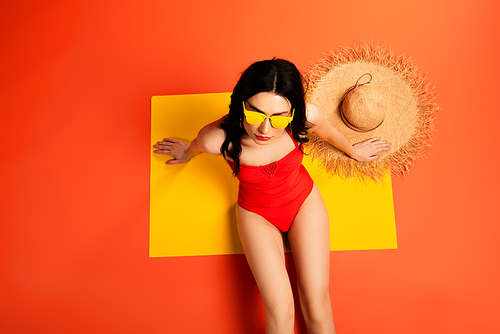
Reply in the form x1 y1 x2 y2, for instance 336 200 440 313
153 138 191 165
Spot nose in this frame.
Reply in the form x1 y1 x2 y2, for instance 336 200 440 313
258 118 271 134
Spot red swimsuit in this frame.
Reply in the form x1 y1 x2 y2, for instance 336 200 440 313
228 131 314 232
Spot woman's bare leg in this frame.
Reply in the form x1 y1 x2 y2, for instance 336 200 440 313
288 185 336 334
236 205 295 334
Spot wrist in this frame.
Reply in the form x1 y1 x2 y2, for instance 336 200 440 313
345 146 359 161
185 144 201 161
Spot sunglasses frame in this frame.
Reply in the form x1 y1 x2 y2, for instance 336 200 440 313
242 101 294 129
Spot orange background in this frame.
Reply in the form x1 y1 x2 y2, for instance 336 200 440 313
1 0 499 333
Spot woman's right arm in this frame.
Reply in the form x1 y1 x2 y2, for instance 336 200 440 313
153 117 226 165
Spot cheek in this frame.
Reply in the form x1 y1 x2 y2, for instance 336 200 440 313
242 119 267 133
273 128 286 137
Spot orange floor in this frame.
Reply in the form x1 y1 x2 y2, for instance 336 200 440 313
1 0 499 333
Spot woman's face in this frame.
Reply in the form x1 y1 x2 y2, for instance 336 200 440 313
243 92 292 146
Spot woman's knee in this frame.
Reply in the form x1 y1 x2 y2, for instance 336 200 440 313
264 298 295 331
300 291 333 323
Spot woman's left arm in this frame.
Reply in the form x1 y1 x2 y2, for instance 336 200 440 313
306 103 391 162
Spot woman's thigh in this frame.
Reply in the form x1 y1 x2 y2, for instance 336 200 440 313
287 185 331 298
236 205 294 309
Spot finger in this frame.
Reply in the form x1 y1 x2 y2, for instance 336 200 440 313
372 147 390 155
153 143 172 150
154 144 172 150
374 144 391 150
365 155 380 161
154 141 179 150
162 138 178 143
153 149 173 155
373 141 391 148
156 140 174 145
165 158 181 165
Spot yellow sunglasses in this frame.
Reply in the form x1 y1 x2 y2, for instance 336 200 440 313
243 101 294 129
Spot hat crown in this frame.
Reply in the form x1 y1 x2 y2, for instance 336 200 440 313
340 76 385 132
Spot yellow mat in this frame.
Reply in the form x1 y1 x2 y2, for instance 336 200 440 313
150 93 397 257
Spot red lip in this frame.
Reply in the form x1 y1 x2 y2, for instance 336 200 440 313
255 135 271 141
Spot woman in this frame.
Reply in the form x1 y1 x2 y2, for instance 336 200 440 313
153 59 390 334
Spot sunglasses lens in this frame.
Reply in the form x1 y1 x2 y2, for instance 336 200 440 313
270 117 290 129
245 112 265 125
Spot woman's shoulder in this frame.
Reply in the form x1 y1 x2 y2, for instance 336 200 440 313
305 102 322 123
197 116 227 155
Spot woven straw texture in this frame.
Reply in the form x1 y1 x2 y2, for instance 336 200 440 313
305 44 438 181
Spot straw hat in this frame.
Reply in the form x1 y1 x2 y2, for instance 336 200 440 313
304 44 438 180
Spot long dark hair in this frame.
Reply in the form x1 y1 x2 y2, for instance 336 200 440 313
220 58 309 175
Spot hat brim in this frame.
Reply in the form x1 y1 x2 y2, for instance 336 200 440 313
305 44 438 180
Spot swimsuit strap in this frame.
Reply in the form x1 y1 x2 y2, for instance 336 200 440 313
286 127 299 148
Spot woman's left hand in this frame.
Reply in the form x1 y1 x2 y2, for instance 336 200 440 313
350 138 392 162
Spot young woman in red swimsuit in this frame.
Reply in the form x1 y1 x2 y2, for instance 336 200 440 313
153 59 390 334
